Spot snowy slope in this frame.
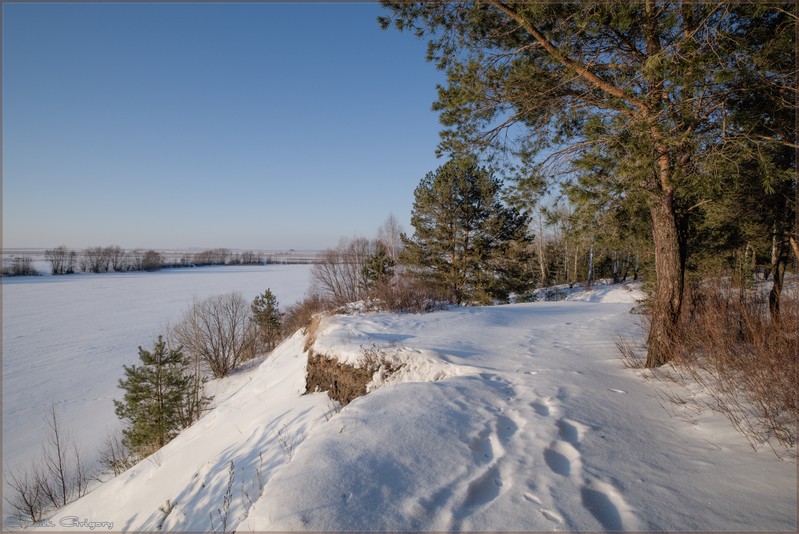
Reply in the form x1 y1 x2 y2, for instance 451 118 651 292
2 265 312 504
26 287 797 532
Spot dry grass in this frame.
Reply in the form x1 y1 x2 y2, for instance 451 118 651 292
621 279 797 455
368 274 450 313
671 280 797 452
282 293 333 340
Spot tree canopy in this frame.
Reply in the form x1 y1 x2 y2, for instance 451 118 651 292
402 155 533 304
380 1 796 366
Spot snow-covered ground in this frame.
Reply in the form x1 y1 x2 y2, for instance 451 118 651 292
13 283 795 531
2 264 312 508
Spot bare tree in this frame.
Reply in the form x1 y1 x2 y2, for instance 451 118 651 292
107 246 128 272
172 292 258 378
4 465 46 524
141 249 163 271
38 405 89 507
4 406 89 525
80 246 112 273
312 237 375 305
128 249 144 271
97 429 133 478
193 248 231 266
45 246 76 275
3 256 38 277
377 213 404 262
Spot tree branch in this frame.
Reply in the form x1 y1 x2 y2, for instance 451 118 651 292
488 0 648 114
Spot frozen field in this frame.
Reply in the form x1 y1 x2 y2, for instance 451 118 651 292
2 265 312 491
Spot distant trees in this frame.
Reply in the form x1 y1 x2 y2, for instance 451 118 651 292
34 246 313 276
141 250 163 271
45 246 76 275
401 156 534 304
192 248 231 266
2 256 38 277
114 337 211 456
41 245 165 274
80 246 112 273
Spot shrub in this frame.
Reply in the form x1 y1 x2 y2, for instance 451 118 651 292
2 256 38 277
626 279 797 454
369 270 449 313
97 429 135 477
172 293 259 378
3 406 89 525
673 280 797 451
311 237 375 305
282 292 333 337
45 246 76 275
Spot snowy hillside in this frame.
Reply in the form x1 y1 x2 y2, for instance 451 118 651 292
2 264 312 493
26 285 797 531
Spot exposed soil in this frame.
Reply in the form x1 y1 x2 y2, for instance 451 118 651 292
306 352 375 405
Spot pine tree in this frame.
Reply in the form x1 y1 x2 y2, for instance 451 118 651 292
401 155 533 304
114 337 210 456
251 289 283 352
362 243 396 292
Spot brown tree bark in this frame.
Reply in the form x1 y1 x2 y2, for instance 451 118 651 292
645 161 685 368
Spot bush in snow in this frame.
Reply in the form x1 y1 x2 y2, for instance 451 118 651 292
2 255 38 277
282 292 333 337
172 292 259 378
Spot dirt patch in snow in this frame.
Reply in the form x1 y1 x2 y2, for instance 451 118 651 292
306 352 374 405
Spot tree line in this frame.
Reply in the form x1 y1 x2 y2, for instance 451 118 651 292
35 246 302 276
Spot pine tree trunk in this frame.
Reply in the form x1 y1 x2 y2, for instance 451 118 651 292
646 188 685 368
769 239 787 323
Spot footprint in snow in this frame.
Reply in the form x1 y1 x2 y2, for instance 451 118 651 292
530 401 550 417
540 509 564 524
580 478 640 531
522 492 541 504
543 440 581 478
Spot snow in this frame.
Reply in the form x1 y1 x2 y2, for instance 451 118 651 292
11 281 795 531
2 265 312 503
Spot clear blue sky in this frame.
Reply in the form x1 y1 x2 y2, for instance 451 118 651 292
2 2 445 250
